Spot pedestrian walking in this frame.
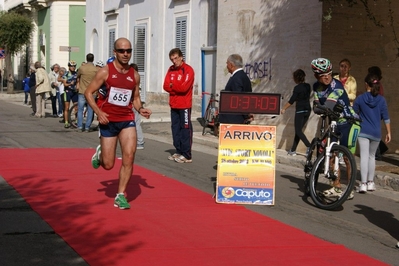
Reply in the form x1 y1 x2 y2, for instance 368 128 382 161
281 69 311 156
353 73 391 193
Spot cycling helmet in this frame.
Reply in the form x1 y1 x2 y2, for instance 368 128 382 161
107 56 115 64
68 60 77 67
95 60 104 68
311 58 332 74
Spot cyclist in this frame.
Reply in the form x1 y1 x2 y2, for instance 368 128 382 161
311 58 360 199
60 61 78 128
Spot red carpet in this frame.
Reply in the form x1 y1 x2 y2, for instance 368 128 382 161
0 148 386 265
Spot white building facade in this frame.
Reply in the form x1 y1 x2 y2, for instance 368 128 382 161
85 0 217 109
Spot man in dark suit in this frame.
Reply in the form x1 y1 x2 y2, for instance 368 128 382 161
218 54 252 124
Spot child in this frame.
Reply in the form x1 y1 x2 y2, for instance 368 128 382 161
22 73 30 106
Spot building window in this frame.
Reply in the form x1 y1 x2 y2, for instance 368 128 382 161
133 25 147 102
175 16 187 59
133 25 146 72
108 28 116 58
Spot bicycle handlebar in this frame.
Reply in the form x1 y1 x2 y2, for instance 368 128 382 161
314 103 362 124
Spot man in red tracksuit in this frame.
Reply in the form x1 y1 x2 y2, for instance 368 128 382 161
163 48 195 163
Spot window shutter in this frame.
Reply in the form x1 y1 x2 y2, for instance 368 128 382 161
108 29 116 58
175 17 187 59
133 25 147 102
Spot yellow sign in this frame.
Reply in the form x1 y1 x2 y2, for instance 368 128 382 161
216 124 276 205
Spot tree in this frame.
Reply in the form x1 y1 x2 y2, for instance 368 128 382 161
0 11 34 94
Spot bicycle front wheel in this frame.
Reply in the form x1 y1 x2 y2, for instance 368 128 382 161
308 144 357 210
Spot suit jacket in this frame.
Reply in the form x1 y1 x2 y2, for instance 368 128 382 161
225 70 252 93
219 69 252 124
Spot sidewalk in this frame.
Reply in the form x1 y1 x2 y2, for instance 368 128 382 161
1 91 399 192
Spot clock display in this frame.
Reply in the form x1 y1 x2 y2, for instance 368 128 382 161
219 91 281 115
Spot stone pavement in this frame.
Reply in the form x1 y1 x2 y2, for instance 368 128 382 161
1 91 399 192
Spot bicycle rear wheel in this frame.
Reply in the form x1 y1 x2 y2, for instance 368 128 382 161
68 103 78 128
202 106 212 135
308 144 357 210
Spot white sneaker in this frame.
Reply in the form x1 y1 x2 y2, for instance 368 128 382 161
367 181 376 191
359 183 367 193
136 144 144 150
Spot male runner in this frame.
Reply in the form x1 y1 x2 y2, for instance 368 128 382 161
85 37 152 209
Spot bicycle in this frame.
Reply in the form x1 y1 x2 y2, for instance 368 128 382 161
304 103 361 210
202 92 219 136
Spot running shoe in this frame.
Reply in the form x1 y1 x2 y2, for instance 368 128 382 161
175 155 192 163
287 150 296 156
136 144 144 150
64 123 70 128
91 145 101 169
359 183 367 193
367 181 376 191
114 194 130 209
168 153 181 161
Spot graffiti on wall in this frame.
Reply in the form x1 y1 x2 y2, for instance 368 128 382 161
244 58 272 81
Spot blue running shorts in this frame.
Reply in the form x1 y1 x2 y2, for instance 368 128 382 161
99 121 136 137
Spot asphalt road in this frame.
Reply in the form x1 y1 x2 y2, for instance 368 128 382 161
0 99 398 265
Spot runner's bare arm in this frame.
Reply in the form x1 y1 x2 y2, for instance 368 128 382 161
132 70 151 119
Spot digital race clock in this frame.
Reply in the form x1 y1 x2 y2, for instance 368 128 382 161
219 91 281 115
